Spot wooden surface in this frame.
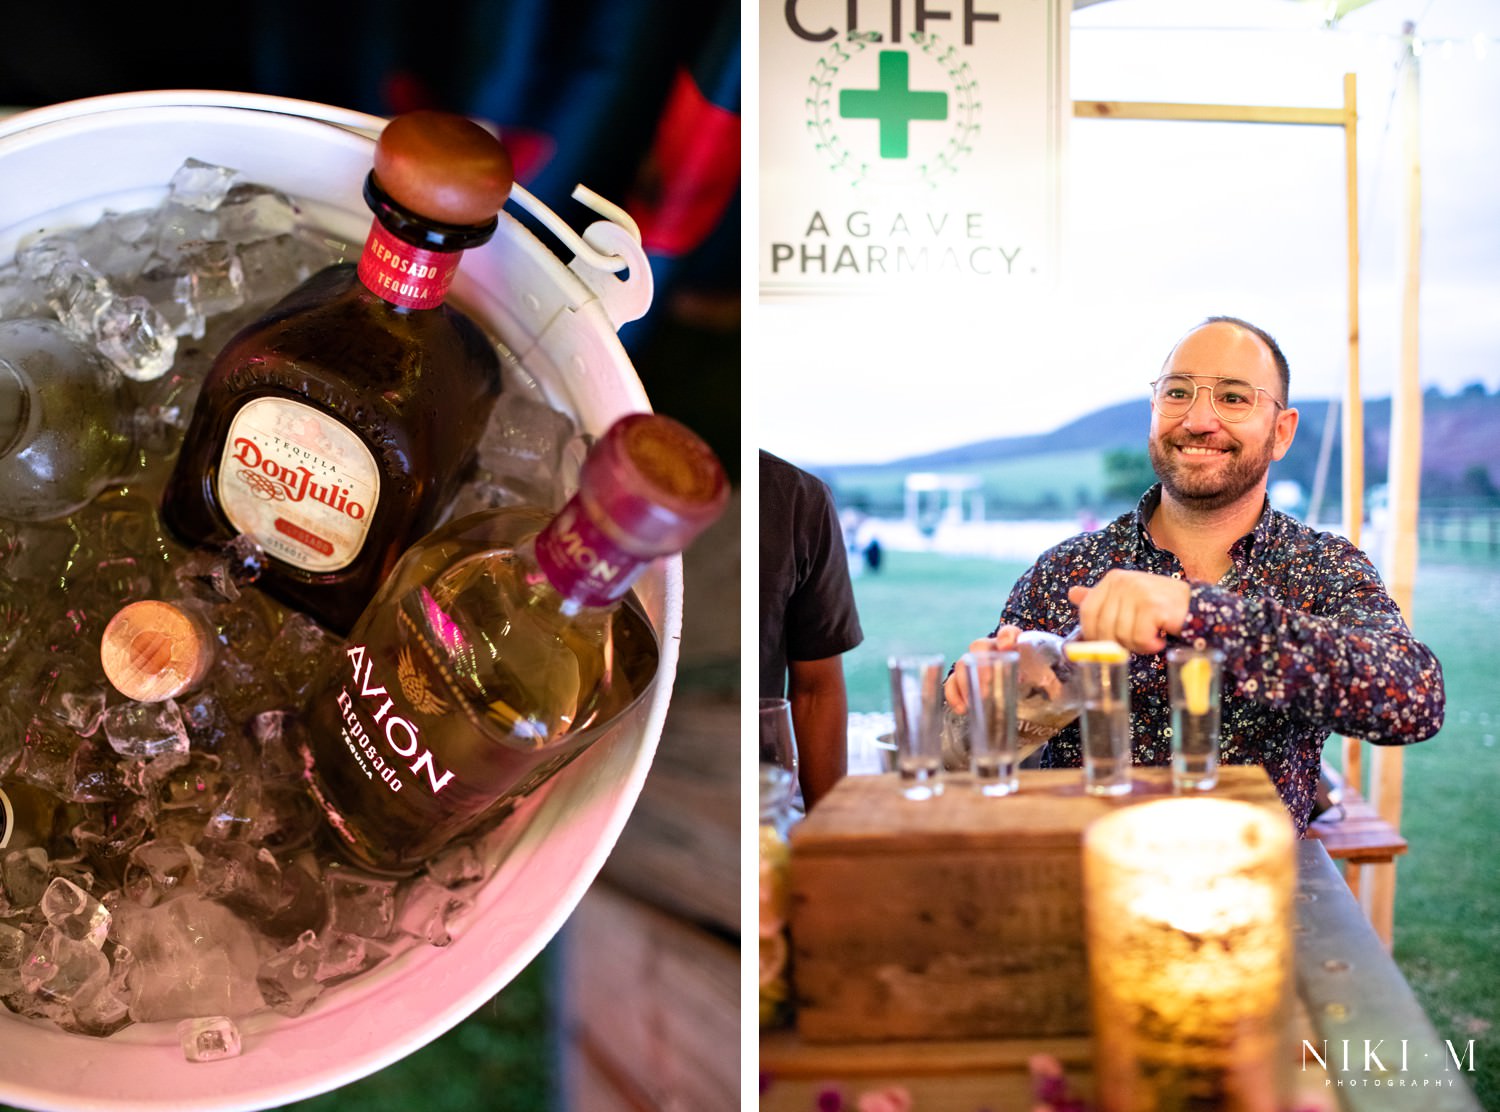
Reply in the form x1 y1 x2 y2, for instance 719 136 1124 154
788 768 1285 1043
762 842 1484 1112
555 489 740 1111
558 882 739 1112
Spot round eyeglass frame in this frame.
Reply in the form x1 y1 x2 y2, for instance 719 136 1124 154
1149 375 1286 424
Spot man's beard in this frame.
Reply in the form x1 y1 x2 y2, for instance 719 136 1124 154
1149 424 1276 512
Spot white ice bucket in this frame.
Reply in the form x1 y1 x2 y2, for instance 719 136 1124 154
0 90 678 1111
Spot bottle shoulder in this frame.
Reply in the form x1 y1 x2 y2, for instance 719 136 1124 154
210 264 501 391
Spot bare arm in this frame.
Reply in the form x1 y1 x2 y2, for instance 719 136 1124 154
787 655 849 809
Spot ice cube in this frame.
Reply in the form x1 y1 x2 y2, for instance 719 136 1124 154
237 234 315 303
395 876 470 947
196 839 283 919
256 929 324 1017
472 391 577 510
15 236 80 284
16 716 86 799
167 159 241 213
102 699 190 760
171 240 246 326
2 846 51 908
20 925 109 1005
267 614 340 701
425 843 486 889
94 294 178 381
40 877 111 947
66 982 132 1037
111 894 266 1022
217 185 299 243
178 1015 243 1062
313 930 385 985
45 260 111 338
0 921 30 994
324 867 397 940
72 208 156 279
125 838 203 907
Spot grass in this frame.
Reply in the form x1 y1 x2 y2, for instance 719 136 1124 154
844 545 1500 1107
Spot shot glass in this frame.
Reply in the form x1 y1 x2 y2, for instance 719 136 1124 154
961 649 1021 796
1066 641 1133 797
888 654 946 800
1167 646 1224 792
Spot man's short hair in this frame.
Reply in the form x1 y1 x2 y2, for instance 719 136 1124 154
1194 315 1291 406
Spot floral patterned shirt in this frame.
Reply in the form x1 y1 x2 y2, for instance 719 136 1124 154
995 485 1446 834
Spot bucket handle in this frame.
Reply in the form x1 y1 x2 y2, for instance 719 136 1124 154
510 183 653 329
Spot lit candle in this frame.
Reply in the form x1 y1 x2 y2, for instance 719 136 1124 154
1082 798 1296 1112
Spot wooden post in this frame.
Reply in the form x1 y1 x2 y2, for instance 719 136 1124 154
1340 71 1367 798
1367 29 1424 948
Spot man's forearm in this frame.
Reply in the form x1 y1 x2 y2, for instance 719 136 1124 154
787 657 850 808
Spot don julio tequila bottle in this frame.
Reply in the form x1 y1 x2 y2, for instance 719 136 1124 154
301 412 728 874
161 111 514 633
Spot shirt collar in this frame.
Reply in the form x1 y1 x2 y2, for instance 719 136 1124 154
1131 483 1277 564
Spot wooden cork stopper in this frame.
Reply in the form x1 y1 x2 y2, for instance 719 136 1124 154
100 600 216 703
373 111 514 227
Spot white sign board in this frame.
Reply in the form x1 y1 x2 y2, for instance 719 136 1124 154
760 0 1069 300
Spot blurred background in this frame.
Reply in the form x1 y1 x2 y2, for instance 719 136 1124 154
0 2 740 1109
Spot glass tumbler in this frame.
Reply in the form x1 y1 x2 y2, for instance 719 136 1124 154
961 649 1021 796
1167 646 1224 792
888 654 945 799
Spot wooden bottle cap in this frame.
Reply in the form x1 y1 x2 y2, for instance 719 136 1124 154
100 600 216 703
373 111 514 227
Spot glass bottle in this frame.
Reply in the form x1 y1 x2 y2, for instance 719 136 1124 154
160 111 515 633
1014 628 1084 751
0 317 135 522
300 412 728 874
0 776 72 853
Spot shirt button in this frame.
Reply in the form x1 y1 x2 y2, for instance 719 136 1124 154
1164 727 1174 738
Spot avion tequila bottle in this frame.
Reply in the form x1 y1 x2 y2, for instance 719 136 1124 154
301 412 728 874
161 111 514 632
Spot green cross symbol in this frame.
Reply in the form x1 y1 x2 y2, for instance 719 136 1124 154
839 50 948 160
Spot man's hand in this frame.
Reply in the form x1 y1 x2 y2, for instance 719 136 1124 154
1068 570 1191 654
942 625 1022 714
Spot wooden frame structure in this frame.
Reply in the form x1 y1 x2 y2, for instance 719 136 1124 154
1074 73 1420 946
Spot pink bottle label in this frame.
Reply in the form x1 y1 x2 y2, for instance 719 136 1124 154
534 500 648 608
356 221 461 310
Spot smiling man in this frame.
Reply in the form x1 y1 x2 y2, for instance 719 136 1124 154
945 316 1445 833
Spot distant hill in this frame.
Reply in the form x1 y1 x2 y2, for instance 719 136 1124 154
816 387 1500 517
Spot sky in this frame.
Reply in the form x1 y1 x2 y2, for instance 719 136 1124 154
756 0 1500 466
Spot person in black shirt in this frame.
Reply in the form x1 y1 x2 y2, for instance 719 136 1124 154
759 450 864 808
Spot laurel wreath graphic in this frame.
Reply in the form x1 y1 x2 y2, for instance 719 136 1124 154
805 30 982 190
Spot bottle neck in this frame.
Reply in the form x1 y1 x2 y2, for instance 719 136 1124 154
355 173 497 311
532 495 653 611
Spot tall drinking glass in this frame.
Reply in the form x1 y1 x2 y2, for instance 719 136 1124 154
962 649 1021 796
1067 641 1133 797
1168 646 1223 792
758 697 799 784
888 654 945 799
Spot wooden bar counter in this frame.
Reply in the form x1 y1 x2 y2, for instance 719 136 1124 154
761 769 1483 1111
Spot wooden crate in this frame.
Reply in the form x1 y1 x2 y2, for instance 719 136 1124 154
788 767 1285 1043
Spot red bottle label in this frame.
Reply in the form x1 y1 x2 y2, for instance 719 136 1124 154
534 500 648 608
356 221 462 310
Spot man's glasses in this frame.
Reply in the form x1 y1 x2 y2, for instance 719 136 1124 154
1149 374 1286 424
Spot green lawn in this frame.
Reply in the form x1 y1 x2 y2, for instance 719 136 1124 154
844 546 1499 1108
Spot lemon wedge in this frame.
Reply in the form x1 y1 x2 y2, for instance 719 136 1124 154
1063 639 1129 664
1180 654 1214 715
